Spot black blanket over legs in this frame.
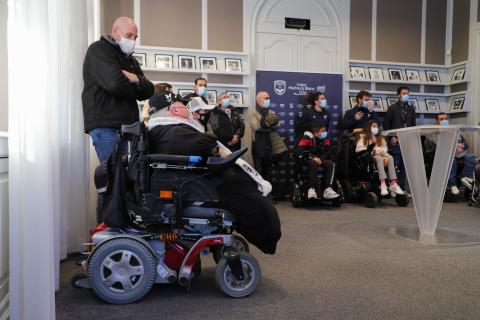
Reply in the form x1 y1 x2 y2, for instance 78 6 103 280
146 123 282 254
217 167 282 254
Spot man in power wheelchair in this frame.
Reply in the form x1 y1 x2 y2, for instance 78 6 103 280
291 122 342 208
73 94 281 304
336 120 409 208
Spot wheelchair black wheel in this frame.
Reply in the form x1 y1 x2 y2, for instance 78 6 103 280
443 189 454 203
291 184 302 208
364 192 378 208
394 194 409 207
341 180 355 203
464 189 472 202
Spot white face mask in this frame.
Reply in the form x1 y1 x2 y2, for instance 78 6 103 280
117 31 135 55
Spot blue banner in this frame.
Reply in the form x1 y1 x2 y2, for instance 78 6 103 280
256 70 343 146
256 71 343 194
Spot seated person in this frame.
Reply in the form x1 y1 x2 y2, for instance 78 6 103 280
355 120 404 196
295 123 340 200
342 90 378 133
147 94 281 254
424 113 478 195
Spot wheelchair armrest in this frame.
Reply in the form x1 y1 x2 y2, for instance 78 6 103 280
206 147 248 171
147 154 203 164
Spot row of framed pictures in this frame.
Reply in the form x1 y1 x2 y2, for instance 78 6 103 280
348 96 466 112
177 89 244 106
349 66 466 83
133 53 243 72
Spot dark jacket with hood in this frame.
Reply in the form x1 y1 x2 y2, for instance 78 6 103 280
82 35 154 132
383 100 416 131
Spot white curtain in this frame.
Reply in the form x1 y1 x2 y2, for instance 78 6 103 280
8 0 95 318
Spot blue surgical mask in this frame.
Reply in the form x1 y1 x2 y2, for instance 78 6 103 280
440 119 449 126
222 98 230 107
401 94 410 103
371 127 379 136
197 86 206 97
319 131 328 140
263 99 271 108
362 101 369 109
320 99 328 108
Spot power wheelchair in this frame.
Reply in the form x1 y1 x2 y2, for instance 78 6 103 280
72 121 260 304
337 134 410 208
290 152 343 208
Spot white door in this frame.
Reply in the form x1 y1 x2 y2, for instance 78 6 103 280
299 35 338 72
256 32 298 71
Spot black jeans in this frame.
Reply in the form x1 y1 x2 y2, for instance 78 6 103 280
307 159 335 190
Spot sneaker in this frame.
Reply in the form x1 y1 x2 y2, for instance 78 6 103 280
389 184 404 196
323 187 340 200
380 184 388 196
307 188 318 199
451 186 460 195
461 177 473 190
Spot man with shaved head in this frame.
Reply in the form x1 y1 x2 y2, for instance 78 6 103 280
246 91 288 197
82 17 154 223
82 16 154 164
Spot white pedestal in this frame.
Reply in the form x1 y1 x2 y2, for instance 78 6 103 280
383 125 480 244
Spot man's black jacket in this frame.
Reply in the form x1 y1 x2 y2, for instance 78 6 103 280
82 35 154 132
383 100 416 130
342 105 378 132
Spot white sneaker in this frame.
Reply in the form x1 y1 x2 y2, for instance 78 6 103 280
461 177 473 191
380 184 388 196
323 187 340 200
451 186 460 195
389 184 404 196
307 188 318 199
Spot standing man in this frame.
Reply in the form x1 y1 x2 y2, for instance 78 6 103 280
383 86 416 188
295 92 331 137
184 78 210 128
342 90 378 133
208 92 245 151
82 16 154 163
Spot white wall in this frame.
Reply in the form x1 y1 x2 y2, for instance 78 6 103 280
0 0 7 132
0 134 8 320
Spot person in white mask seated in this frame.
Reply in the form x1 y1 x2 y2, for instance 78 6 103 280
146 94 282 254
355 120 404 196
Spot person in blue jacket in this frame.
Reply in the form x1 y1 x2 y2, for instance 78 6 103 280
342 90 378 133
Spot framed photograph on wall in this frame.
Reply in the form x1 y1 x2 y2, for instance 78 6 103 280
205 90 217 105
425 99 440 111
178 89 195 98
227 91 243 104
200 57 217 71
350 66 366 80
368 67 384 80
132 53 146 68
349 96 357 108
386 97 398 108
425 70 441 83
451 68 466 82
405 69 421 82
178 55 196 70
371 97 384 111
388 68 403 81
155 54 173 69
450 97 465 111
409 98 419 111
225 58 242 72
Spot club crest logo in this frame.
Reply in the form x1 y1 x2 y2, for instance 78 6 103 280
274 80 287 96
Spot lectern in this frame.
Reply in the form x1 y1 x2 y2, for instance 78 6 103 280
383 125 480 244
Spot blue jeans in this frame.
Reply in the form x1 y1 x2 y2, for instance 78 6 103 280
89 127 128 163
448 153 477 186
389 143 405 188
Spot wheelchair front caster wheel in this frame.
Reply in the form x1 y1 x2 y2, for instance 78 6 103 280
364 192 378 208
394 194 410 207
213 235 250 264
215 252 261 298
71 273 88 289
